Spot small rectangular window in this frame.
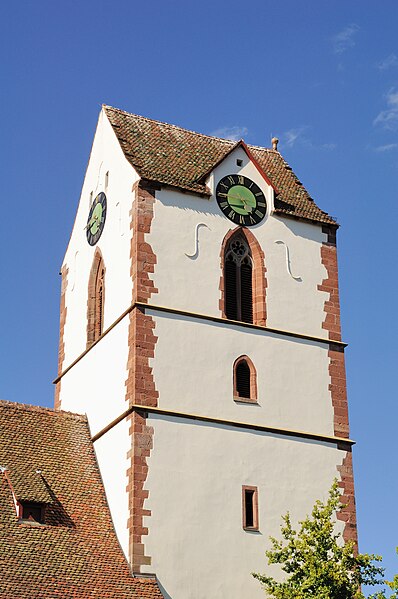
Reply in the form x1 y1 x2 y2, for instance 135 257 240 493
105 171 109 190
20 501 44 523
242 486 258 530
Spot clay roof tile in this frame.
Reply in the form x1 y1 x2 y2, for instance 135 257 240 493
104 105 337 226
0 400 163 598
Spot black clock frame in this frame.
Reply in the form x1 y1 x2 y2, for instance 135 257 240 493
86 192 107 246
216 174 267 226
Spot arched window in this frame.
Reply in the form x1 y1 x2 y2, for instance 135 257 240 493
225 234 253 323
220 228 267 326
87 250 105 348
233 356 257 402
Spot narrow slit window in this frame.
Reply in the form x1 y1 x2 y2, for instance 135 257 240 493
242 486 258 530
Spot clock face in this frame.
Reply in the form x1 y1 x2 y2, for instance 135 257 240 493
86 192 107 246
216 174 267 226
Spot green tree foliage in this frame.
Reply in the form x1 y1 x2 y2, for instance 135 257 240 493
371 547 398 599
252 480 384 598
387 553 398 597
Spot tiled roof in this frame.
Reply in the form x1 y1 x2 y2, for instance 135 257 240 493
104 105 337 226
0 400 163 599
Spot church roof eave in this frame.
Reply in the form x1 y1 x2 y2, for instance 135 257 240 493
103 105 338 226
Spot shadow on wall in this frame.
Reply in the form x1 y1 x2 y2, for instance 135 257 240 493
157 580 172 599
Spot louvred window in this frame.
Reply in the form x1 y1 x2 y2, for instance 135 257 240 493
236 360 251 398
95 266 105 340
87 251 105 348
224 235 253 323
233 355 257 402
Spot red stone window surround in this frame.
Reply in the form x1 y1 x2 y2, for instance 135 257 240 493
87 248 106 348
242 485 259 530
220 227 267 326
233 355 258 403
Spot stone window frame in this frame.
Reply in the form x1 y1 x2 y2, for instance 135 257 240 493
87 248 106 348
219 227 267 326
242 485 259 531
233 355 258 404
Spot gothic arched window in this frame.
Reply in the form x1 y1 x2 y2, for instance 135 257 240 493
220 228 267 326
233 356 257 402
87 250 105 348
225 234 253 323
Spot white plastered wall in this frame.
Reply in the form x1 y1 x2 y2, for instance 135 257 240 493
142 414 345 599
93 416 131 559
60 316 131 559
58 108 138 559
149 310 334 436
149 145 329 339
60 315 130 434
61 108 138 370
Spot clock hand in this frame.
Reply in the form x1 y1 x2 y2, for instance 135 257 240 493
219 192 254 212
218 192 246 202
85 214 99 230
240 199 253 212
233 195 254 212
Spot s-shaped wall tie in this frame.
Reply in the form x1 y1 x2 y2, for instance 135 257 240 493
275 240 302 281
185 223 210 259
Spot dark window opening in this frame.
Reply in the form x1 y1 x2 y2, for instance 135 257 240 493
224 235 253 323
20 502 44 523
236 159 243 166
245 490 254 527
242 486 258 530
236 360 251 398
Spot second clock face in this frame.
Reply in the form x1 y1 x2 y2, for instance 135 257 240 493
86 192 107 245
216 174 267 226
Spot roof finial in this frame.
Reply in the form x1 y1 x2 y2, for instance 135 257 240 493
271 137 279 151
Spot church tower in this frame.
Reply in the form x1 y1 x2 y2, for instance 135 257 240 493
55 106 356 598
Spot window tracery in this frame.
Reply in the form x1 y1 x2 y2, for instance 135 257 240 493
225 234 253 323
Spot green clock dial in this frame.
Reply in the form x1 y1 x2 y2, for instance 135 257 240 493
86 192 107 245
216 174 266 226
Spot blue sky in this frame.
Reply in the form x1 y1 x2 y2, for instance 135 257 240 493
1 0 397 591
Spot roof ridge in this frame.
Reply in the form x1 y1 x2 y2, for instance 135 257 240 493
248 143 277 153
104 105 281 154
0 399 87 421
103 104 240 146
103 105 337 225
